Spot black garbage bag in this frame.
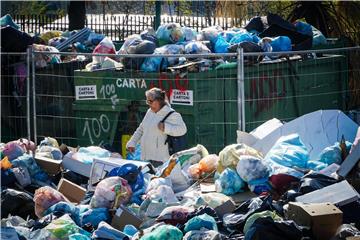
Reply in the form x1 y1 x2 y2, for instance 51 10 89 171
245 216 312 240
245 14 313 51
30 212 64 231
223 196 278 233
1 188 36 219
1 25 34 52
140 29 158 45
123 39 156 70
330 224 360 240
298 172 339 195
227 41 263 63
338 201 360 230
1 169 17 187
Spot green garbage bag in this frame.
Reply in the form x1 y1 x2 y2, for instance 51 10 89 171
140 224 183 240
243 210 282 234
45 214 91 240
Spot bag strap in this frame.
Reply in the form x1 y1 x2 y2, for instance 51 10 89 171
161 111 175 123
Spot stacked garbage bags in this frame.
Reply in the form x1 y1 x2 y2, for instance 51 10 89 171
1 110 360 239
1 13 329 71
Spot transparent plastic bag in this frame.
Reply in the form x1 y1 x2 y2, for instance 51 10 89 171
92 37 116 64
215 168 245 195
218 144 263 173
34 186 69 218
45 214 91 240
236 155 270 183
198 154 219 173
156 23 184 46
90 176 132 209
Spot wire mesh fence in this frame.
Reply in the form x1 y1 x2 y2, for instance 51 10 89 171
1 47 357 155
1 52 31 143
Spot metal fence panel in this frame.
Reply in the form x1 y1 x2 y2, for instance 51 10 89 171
1 52 31 142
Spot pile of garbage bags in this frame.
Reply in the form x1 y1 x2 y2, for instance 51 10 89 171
2 13 329 71
1 110 360 240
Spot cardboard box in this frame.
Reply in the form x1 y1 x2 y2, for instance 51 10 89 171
57 178 86 204
288 202 343 240
111 205 143 231
214 199 236 218
34 155 62 175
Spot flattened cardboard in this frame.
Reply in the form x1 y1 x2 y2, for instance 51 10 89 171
295 180 360 206
338 143 360 177
111 205 142 232
34 155 62 175
57 178 86 204
287 202 343 240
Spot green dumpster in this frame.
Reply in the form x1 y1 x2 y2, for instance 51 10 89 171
73 69 226 153
224 54 348 145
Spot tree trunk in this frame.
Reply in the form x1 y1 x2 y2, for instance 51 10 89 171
68 1 86 31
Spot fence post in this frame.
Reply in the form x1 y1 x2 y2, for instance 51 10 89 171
237 47 245 131
31 47 37 144
26 47 32 141
155 1 161 30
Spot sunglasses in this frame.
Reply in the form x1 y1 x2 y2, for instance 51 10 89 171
146 99 155 105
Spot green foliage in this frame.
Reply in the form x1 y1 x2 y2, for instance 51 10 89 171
9 1 48 15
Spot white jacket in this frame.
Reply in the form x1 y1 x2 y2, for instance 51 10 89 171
126 104 187 162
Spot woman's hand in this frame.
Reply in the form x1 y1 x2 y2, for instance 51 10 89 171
158 122 165 132
127 146 135 153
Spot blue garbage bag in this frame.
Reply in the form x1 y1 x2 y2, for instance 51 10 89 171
294 21 313 37
229 32 254 44
318 143 342 165
80 208 110 228
220 31 237 42
270 36 292 52
141 44 184 72
236 155 270 183
69 233 91 240
12 154 48 181
0 14 19 29
182 27 197 42
108 163 145 205
185 41 211 54
264 134 309 169
184 213 218 232
126 144 141 160
215 168 245 195
312 26 327 47
214 35 231 53
156 23 184 46
45 201 80 224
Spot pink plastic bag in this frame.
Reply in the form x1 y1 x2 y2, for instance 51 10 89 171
33 186 69 218
93 37 116 64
